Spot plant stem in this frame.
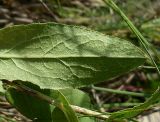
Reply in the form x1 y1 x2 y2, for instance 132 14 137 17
102 103 141 108
92 86 149 97
103 0 160 76
3 80 109 120
71 105 109 120
39 0 58 21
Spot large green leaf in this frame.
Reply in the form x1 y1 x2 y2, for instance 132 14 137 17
5 81 93 122
107 87 160 121
0 23 145 89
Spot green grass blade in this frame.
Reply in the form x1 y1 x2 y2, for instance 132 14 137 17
103 0 160 76
107 87 160 121
92 86 148 97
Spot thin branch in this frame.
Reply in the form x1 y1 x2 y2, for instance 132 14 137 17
38 0 58 21
71 105 109 120
91 85 105 112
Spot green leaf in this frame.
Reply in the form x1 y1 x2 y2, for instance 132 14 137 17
79 117 96 122
0 23 146 89
5 82 54 122
52 89 94 122
52 108 95 122
52 107 68 122
5 82 93 122
60 89 92 108
107 87 160 121
55 91 79 122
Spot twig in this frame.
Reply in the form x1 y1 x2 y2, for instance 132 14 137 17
2 80 109 120
118 74 135 90
13 17 33 23
71 105 108 119
38 0 58 21
91 85 105 112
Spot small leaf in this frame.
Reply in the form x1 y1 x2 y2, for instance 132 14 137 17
5 82 54 122
52 89 94 122
107 87 160 121
52 108 95 122
60 89 92 109
0 23 146 89
5 82 92 122
52 107 68 122
55 91 79 122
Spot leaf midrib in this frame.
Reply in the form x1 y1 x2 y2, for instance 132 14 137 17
0 55 145 59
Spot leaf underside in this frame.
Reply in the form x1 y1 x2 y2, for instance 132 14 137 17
0 23 146 89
